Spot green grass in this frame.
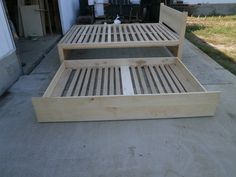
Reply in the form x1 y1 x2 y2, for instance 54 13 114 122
186 15 236 75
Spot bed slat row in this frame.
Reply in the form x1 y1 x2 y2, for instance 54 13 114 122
60 23 179 45
50 63 197 97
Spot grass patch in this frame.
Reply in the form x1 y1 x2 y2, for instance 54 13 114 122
186 15 236 75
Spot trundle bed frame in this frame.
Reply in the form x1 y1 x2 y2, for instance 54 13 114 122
32 4 219 122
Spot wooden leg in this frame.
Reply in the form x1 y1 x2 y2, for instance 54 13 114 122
177 43 184 59
167 46 178 57
58 46 65 63
58 47 69 63
167 45 183 59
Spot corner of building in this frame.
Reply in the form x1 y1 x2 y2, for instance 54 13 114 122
0 50 22 96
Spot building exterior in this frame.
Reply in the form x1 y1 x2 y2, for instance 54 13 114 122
0 1 21 96
0 0 80 96
184 0 236 3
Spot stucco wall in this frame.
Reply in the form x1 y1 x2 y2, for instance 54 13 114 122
0 1 22 96
0 1 14 58
0 52 22 96
184 0 236 4
189 3 236 16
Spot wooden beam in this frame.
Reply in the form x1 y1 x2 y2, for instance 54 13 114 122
32 92 220 122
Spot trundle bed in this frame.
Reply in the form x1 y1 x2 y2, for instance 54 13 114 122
32 4 220 122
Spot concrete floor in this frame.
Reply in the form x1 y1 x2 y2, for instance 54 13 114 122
17 35 61 74
1 40 236 177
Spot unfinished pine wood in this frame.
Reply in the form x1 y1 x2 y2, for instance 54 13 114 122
96 68 103 95
50 69 72 97
47 58 208 97
34 57 220 122
58 4 187 62
58 23 179 48
66 69 80 96
73 68 86 96
130 66 141 94
121 66 134 95
115 66 121 95
159 3 187 58
33 92 220 122
87 68 97 96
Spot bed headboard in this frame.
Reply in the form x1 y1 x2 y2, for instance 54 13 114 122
159 3 187 36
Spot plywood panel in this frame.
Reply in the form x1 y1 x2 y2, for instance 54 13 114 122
20 5 43 37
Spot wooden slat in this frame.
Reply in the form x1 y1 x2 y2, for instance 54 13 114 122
66 26 81 44
155 24 174 40
136 25 149 41
146 24 161 40
80 68 92 96
141 24 156 41
118 25 124 42
151 24 168 41
83 25 93 43
109 67 114 95
144 66 157 94
108 25 111 43
60 25 77 43
137 66 149 94
89 25 98 43
66 69 80 96
101 25 106 43
77 26 89 43
113 25 117 42
87 68 97 96
95 25 102 43
130 66 141 94
95 68 103 95
154 65 172 93
121 66 134 95
132 24 144 41
165 65 186 92
115 66 121 95
123 25 131 42
51 69 72 97
103 67 108 95
72 26 86 43
149 66 165 93
128 25 137 41
73 68 86 96
160 65 179 93
159 24 178 40
169 64 194 92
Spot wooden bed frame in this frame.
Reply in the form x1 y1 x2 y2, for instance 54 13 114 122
32 4 220 122
32 57 220 122
58 3 187 62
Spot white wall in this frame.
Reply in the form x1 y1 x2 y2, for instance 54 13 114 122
58 0 80 34
184 0 236 4
0 1 15 59
0 1 21 96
